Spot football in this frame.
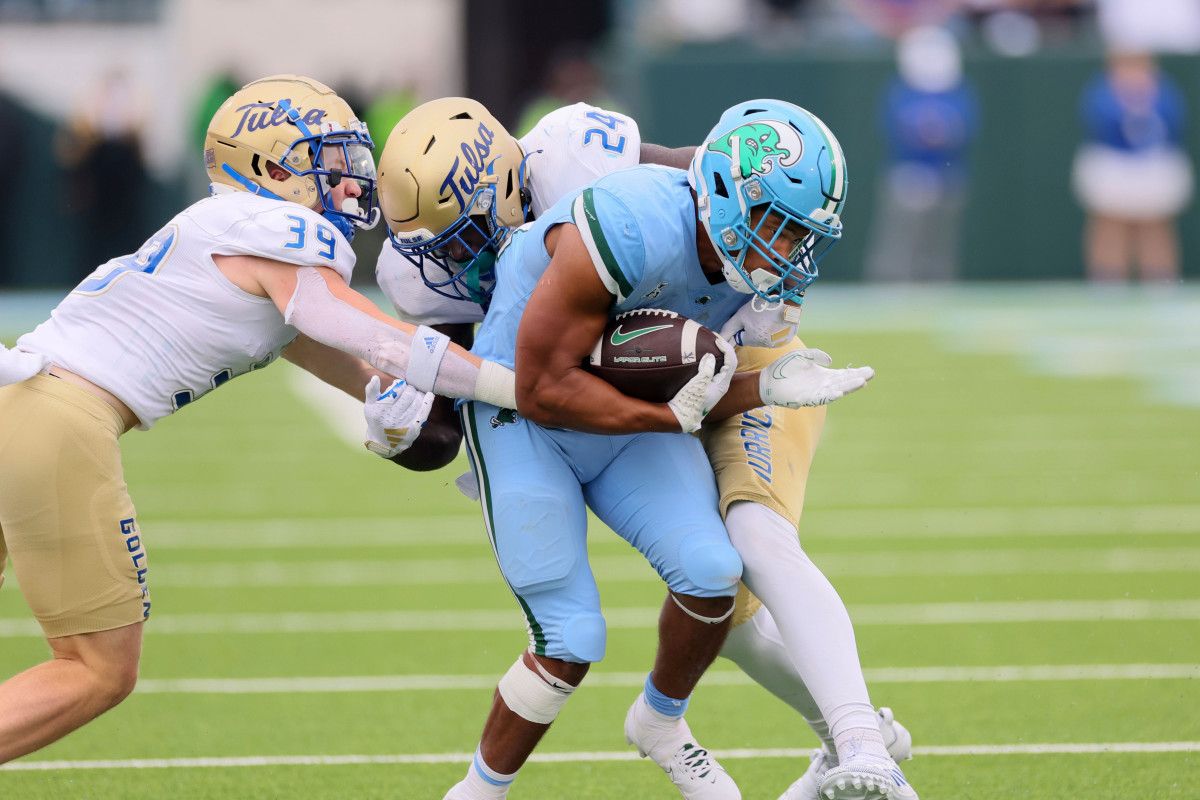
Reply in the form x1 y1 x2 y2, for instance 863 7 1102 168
583 309 725 403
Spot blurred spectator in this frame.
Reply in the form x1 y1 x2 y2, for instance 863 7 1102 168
966 1 1095 53
1097 0 1200 54
844 0 961 38
513 45 622 137
0 81 28 287
55 68 150 274
1072 52 1192 283
865 26 978 281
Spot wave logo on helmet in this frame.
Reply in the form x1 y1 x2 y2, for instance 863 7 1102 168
707 121 803 176
230 100 327 139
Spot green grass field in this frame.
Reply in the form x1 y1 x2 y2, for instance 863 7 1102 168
2 286 1198 798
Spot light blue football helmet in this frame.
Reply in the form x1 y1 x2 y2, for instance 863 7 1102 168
689 100 848 303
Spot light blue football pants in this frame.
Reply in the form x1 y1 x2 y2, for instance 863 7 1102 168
460 401 742 664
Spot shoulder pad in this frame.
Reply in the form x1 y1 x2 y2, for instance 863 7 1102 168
193 193 356 284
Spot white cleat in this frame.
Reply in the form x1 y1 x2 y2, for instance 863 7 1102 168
441 779 481 800
624 693 742 799
778 747 832 800
878 708 913 763
779 708 914 800
818 757 918 800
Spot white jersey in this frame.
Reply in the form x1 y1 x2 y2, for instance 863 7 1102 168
375 102 641 326
19 191 355 428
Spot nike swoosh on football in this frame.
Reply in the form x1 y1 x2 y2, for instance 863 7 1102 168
610 324 674 346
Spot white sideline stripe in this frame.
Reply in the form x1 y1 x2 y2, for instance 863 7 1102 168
132 547 1200 588
5 742 1198 772
3 599 1200 637
131 664 1200 695
141 504 1200 551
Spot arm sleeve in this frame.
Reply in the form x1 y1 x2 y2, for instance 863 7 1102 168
283 267 515 407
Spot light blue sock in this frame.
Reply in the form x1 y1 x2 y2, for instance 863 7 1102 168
644 672 689 719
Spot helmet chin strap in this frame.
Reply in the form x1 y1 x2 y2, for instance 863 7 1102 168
721 259 779 297
721 260 754 294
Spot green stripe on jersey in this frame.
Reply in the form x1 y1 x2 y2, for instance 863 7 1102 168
579 188 634 299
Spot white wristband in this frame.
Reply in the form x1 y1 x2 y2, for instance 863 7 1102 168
407 325 450 393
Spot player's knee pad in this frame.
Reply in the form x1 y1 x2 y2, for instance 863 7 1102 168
559 611 607 663
496 655 577 725
676 533 742 595
493 492 580 593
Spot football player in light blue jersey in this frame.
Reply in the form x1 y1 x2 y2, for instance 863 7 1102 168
376 100 903 800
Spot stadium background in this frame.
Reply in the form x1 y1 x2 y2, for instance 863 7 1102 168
0 1 1197 798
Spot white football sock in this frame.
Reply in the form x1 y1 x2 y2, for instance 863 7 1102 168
720 607 835 753
724 501 888 761
458 746 516 799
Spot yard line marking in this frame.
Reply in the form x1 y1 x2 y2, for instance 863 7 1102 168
3 600 1199 638
5 742 1198 771
139 503 1200 551
147 516 488 549
126 547 1200 589
163 512 1194 550
130 664 1200 695
142 506 1200 551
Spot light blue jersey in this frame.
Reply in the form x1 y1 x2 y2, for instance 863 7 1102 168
473 165 745 370
460 165 746 664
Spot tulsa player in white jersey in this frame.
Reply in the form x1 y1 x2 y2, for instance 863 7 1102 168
369 99 914 799
0 75 520 764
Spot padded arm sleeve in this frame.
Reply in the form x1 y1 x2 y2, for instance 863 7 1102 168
283 267 516 407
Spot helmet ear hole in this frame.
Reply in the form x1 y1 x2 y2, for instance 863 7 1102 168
712 172 729 199
265 161 290 181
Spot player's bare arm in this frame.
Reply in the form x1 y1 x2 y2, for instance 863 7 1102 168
639 142 697 170
282 333 389 399
515 223 682 433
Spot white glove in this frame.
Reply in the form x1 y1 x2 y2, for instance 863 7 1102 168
759 349 874 409
363 376 436 458
0 343 47 386
719 297 803 348
667 340 738 433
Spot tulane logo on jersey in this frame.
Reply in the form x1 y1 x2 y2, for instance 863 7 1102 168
706 120 803 177
490 408 519 429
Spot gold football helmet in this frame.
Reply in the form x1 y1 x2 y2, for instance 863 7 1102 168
205 74 379 239
377 97 531 305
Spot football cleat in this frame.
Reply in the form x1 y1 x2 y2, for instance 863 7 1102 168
779 708 914 800
819 757 918 800
624 693 742 799
878 707 913 763
778 747 832 800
